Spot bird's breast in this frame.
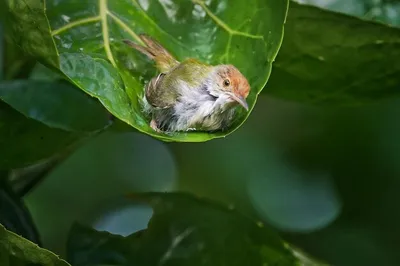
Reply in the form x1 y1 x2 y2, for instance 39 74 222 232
172 83 234 131
151 79 236 132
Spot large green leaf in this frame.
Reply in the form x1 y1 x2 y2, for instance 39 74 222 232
67 192 301 266
0 79 111 169
0 223 70 266
6 0 288 142
0 101 80 169
266 1 400 105
299 0 400 26
0 80 111 132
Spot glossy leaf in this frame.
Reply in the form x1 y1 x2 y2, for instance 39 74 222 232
0 223 70 266
6 0 289 142
0 178 41 245
0 101 80 169
67 192 300 266
0 80 111 132
266 1 400 105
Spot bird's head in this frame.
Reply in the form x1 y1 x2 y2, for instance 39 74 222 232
208 65 250 111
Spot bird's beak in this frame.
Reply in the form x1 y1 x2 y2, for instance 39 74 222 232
229 94 249 111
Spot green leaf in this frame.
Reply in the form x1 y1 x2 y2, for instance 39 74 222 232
6 0 288 142
0 223 70 266
67 192 300 266
0 178 41 245
29 63 64 81
6 0 59 67
266 1 400 105
0 80 111 132
0 101 80 169
1 0 37 81
0 77 110 169
300 0 400 27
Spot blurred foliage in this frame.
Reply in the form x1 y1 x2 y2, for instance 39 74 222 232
67 193 303 266
267 1 400 105
297 0 400 26
0 177 40 245
25 131 177 254
1 0 400 266
0 101 81 169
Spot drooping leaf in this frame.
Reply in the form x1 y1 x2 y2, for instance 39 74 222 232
29 62 64 81
6 0 289 142
0 101 80 169
0 223 70 266
0 80 111 132
67 192 302 266
266 1 400 105
0 79 111 169
0 178 41 245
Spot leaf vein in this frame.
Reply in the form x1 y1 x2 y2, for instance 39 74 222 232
51 16 101 36
106 10 144 45
130 0 193 52
192 0 263 39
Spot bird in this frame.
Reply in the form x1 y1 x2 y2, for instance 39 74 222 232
123 34 250 133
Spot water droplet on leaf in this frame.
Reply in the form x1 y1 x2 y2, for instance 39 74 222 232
61 14 71 23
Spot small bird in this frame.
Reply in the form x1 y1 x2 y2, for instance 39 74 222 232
123 34 250 133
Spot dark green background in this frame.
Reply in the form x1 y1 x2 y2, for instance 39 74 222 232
25 93 400 265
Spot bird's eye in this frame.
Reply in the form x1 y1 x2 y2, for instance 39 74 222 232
223 79 230 87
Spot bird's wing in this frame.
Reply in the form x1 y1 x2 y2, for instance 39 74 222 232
145 73 178 108
145 59 212 109
124 34 180 73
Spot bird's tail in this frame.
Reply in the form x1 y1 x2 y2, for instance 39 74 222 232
123 34 179 72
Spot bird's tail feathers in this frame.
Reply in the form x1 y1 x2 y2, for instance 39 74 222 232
123 39 155 59
123 34 179 72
